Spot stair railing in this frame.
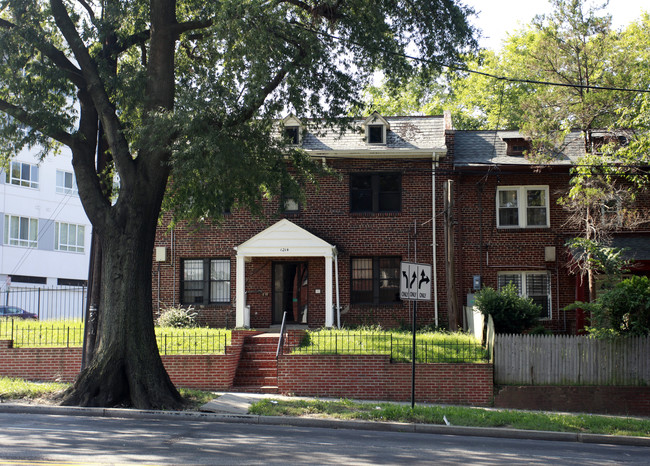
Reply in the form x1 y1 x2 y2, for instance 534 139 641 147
276 311 287 359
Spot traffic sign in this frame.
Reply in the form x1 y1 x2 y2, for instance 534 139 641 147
400 261 432 301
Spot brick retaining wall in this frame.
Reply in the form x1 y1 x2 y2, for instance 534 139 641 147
494 385 650 416
277 354 494 405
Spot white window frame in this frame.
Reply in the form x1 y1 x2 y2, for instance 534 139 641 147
497 271 552 320
6 161 39 189
366 124 386 144
3 215 38 248
56 170 78 194
54 222 85 253
496 185 550 228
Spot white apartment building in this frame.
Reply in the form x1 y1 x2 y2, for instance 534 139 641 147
1 148 91 319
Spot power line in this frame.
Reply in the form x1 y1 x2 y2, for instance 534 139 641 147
291 24 650 94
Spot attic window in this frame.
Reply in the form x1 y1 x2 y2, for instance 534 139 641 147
367 125 384 144
505 139 530 156
284 127 300 145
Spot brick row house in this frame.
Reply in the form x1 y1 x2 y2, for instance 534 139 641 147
153 112 650 333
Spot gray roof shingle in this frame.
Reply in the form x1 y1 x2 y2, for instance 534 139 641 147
453 130 586 166
299 116 446 153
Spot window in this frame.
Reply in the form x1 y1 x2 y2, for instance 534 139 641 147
284 127 300 145
282 195 300 213
351 257 400 304
6 161 39 188
498 271 551 319
55 222 85 253
56 170 77 194
505 138 530 156
367 124 385 144
58 278 87 286
9 274 46 284
181 259 231 305
4 215 38 248
350 173 401 213
497 186 549 228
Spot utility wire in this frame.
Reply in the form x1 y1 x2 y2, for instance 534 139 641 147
290 24 650 94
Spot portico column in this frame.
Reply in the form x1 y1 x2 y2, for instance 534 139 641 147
325 254 333 327
235 254 247 327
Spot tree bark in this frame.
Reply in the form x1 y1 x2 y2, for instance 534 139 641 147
63 193 182 408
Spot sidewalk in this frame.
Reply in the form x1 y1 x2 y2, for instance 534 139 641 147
1 393 649 448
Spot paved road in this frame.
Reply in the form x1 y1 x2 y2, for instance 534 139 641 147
1 412 648 465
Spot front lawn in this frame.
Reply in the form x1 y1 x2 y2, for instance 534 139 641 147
0 319 231 354
292 328 488 363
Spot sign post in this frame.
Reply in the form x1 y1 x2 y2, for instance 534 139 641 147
400 261 432 409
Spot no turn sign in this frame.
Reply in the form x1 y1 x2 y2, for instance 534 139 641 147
400 261 432 301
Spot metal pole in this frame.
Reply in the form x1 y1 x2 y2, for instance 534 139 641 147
411 300 417 409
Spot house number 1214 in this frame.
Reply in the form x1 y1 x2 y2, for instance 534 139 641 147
280 248 290 252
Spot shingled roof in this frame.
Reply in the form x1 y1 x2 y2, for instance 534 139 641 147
453 130 586 167
295 115 447 155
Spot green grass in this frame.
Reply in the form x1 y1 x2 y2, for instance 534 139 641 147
0 376 215 409
292 328 488 363
0 319 231 354
249 399 650 437
0 376 69 400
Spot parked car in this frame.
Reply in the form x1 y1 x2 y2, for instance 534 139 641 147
0 305 37 319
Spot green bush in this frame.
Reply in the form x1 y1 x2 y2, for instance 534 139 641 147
589 276 650 337
157 305 198 328
474 284 541 334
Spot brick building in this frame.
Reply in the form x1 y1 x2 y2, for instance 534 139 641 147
153 113 650 333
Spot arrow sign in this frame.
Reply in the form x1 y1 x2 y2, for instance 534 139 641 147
400 262 432 301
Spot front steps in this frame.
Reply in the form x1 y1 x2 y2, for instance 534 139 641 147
232 333 280 393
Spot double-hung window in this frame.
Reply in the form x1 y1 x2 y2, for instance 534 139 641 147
350 173 401 213
181 258 231 305
56 170 78 194
6 161 39 188
498 271 551 319
55 222 85 253
4 215 38 248
497 186 549 228
351 257 400 304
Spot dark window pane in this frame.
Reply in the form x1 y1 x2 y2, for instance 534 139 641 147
499 208 519 226
368 125 383 143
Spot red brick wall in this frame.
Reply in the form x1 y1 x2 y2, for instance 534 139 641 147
153 157 438 329
494 385 650 416
277 354 494 405
0 340 82 382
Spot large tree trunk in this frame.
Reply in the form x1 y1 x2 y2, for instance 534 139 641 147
62 192 182 409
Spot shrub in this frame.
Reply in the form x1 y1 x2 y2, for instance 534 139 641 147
588 276 650 337
157 305 198 328
474 284 541 334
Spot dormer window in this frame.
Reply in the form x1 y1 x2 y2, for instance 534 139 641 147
505 138 530 156
368 125 384 144
363 112 389 145
281 114 303 145
284 126 300 145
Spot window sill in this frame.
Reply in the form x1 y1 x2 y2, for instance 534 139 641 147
350 211 401 217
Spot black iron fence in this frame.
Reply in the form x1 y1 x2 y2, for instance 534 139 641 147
291 331 489 363
0 318 230 354
156 331 231 355
1 286 87 321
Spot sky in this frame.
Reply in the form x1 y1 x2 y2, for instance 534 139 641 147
462 0 649 50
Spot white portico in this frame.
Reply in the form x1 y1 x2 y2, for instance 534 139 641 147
234 219 338 328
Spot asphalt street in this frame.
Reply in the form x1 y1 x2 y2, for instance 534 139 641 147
1 411 649 465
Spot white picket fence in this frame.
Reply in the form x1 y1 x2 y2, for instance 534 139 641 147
495 334 650 386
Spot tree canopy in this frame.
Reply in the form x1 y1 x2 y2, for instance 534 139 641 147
0 0 477 408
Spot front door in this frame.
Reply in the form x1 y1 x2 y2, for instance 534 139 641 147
272 262 308 324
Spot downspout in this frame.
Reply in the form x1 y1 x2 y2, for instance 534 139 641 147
335 251 340 328
432 159 439 327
